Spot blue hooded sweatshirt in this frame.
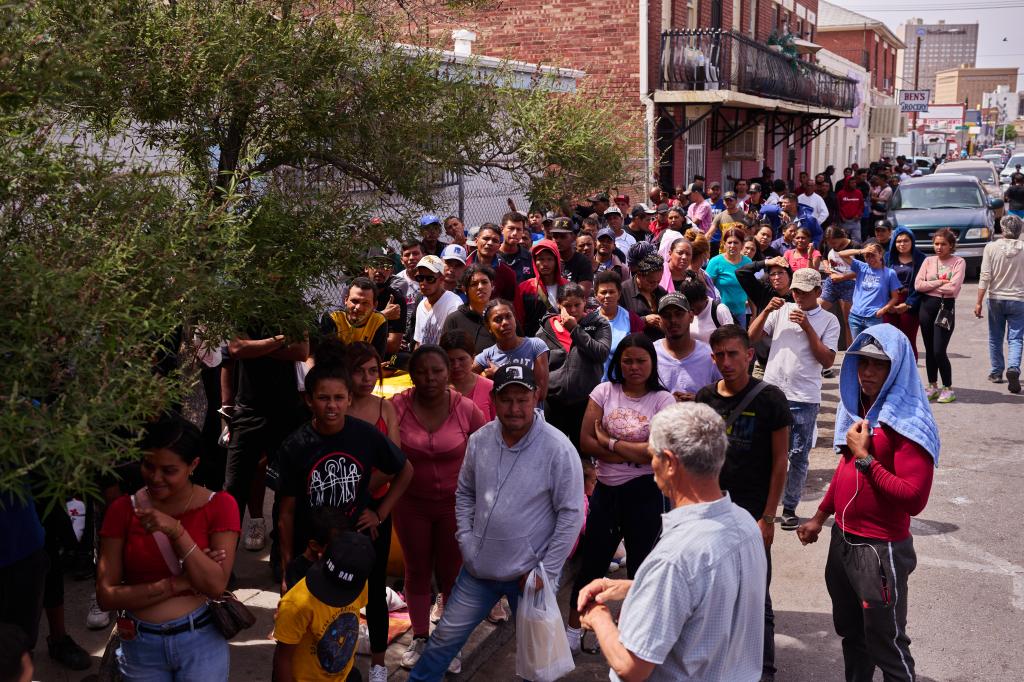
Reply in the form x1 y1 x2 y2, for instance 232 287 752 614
834 324 940 466
884 225 926 312
759 202 823 245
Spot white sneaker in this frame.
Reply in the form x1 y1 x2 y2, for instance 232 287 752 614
244 517 266 551
448 649 463 674
368 664 388 682
86 598 111 630
430 593 444 624
486 599 509 624
401 637 427 669
566 626 582 656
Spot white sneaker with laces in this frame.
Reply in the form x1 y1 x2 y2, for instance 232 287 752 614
430 593 444 624
244 517 266 551
86 598 111 630
368 664 388 682
448 649 463 674
401 637 427 669
566 626 582 656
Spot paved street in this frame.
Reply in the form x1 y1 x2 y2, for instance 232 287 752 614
34 283 1024 681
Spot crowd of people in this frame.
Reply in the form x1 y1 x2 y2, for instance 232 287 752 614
6 153 1024 682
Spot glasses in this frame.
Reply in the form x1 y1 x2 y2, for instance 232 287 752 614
414 274 438 283
367 261 393 269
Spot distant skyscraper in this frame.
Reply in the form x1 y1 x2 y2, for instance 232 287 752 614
900 19 978 101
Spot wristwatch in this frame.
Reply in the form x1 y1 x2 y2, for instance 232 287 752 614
608 438 618 453
855 455 874 474
761 514 776 524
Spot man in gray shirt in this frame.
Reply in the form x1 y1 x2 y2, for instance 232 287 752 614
409 364 584 681
578 402 767 681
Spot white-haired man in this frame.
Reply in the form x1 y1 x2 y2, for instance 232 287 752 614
577 402 767 682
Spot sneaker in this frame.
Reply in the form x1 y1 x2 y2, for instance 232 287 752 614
448 650 463 674
401 636 427 669
566 626 582 656
86 598 111 630
937 387 956 403
244 517 266 551
1008 368 1021 395
780 509 799 531
988 371 1004 384
821 367 835 379
607 558 621 574
486 598 509 624
368 664 388 682
48 634 91 671
430 593 444 624
925 383 940 401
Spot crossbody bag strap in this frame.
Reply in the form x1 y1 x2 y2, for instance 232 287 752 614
131 488 183 576
724 380 769 430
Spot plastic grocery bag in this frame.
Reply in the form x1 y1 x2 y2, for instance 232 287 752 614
515 564 575 682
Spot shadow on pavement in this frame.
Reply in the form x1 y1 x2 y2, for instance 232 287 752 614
940 386 1022 405
910 517 960 536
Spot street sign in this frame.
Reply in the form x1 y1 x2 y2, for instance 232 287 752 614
916 27 926 38
899 90 931 113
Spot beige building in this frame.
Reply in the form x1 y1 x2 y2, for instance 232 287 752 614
934 66 1018 107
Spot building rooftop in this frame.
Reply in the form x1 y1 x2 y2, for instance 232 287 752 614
817 1 905 48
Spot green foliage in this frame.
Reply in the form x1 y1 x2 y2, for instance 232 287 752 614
995 125 1017 142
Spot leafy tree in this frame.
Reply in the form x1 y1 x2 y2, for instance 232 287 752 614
995 124 1017 143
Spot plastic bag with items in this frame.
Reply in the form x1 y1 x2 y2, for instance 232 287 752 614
515 564 574 682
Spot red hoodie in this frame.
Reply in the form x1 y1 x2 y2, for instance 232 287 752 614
514 240 567 337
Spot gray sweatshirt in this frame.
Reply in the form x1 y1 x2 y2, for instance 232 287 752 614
455 410 584 589
980 237 1024 301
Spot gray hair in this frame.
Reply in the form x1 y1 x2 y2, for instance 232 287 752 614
649 403 728 477
1001 215 1023 241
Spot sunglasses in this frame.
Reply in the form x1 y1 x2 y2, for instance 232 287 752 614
414 274 438 283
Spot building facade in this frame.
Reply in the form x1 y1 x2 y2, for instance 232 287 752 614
934 67 1019 110
897 19 978 100
815 0 901 97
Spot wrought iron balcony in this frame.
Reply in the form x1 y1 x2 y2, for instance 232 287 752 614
660 29 857 111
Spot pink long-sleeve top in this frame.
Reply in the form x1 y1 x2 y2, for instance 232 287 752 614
914 255 965 299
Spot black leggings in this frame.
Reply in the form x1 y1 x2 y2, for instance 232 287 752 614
366 513 393 654
919 296 955 387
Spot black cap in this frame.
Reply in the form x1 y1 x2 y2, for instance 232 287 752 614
749 182 763 193
874 219 893 231
493 364 537 392
587 192 610 203
630 204 656 218
548 217 575 234
306 532 376 608
656 203 670 214
364 246 393 262
658 292 690 313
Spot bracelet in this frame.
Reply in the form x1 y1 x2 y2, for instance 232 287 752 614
168 520 184 542
179 543 198 566
608 438 618 453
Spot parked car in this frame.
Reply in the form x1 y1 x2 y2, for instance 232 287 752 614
935 160 1004 218
981 153 1004 171
886 174 1003 276
1000 154 1024 184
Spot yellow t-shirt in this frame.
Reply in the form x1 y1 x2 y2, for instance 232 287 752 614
274 578 368 681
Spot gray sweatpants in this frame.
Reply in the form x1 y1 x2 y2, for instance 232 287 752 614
825 524 917 682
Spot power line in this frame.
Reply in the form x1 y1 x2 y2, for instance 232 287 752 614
848 2 1023 9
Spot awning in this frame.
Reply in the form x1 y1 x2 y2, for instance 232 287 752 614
792 38 823 55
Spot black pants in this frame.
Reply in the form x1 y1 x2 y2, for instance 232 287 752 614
366 511 393 654
545 398 588 454
0 548 49 649
570 476 665 608
919 296 955 387
194 364 227 492
764 547 775 679
825 525 917 682
39 504 78 611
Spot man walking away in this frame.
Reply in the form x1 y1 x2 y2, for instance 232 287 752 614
975 214 1024 393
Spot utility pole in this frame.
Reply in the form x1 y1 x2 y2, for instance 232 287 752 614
911 34 921 158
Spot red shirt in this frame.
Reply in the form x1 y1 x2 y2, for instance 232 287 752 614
836 188 865 222
819 424 933 542
100 491 240 585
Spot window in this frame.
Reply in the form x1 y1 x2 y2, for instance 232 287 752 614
749 0 758 37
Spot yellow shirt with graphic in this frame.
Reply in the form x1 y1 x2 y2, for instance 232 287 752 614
274 578 368 681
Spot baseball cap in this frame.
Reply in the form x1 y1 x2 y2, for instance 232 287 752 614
543 211 558 225
548 218 574 234
657 292 691 313
466 225 482 246
364 246 394 262
656 203 670 214
418 214 441 228
630 204 656 218
587 192 610 203
685 182 702 195
847 337 890 362
790 268 822 292
614 194 630 204
723 191 737 200
596 227 616 241
493 364 537 392
603 206 623 216
416 255 446 274
874 219 893 232
305 532 376 608
441 244 467 264
749 182 763 193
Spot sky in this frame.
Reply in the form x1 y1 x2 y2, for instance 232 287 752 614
842 0 1024 91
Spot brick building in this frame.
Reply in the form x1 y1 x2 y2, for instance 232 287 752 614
815 0 901 97
426 0 855 198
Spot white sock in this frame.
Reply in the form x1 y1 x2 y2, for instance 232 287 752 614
566 626 581 643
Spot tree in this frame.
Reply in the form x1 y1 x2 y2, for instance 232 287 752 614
2 0 630 505
995 124 1017 143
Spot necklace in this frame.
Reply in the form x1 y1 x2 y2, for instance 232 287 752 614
178 483 196 518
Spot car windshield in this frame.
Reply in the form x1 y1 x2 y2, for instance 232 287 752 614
1005 156 1024 171
939 168 997 184
892 183 986 210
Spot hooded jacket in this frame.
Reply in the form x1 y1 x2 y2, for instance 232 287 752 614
514 240 567 337
979 234 1024 301
536 309 612 405
455 410 585 588
761 202 823 245
440 304 494 354
884 225 927 311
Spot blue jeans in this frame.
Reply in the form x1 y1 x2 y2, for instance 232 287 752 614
782 401 819 511
848 312 882 342
988 299 1024 375
117 605 229 681
409 569 522 681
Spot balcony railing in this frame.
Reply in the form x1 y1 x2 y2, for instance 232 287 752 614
660 29 857 112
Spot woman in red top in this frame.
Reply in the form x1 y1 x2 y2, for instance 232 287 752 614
97 416 240 680
392 345 486 672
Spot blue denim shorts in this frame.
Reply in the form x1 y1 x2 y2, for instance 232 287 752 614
117 604 229 682
822 276 854 303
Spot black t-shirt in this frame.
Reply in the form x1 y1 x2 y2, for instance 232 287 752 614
232 331 303 419
562 251 594 285
696 379 793 518
1005 185 1024 212
375 283 407 335
278 418 405 554
498 247 536 283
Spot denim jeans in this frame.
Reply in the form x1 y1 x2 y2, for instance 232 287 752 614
409 569 522 681
987 299 1024 375
782 401 819 511
117 605 229 682
848 312 881 343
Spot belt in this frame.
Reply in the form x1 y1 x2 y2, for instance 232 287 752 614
137 612 213 636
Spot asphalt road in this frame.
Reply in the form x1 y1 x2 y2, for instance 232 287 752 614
33 283 1024 682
